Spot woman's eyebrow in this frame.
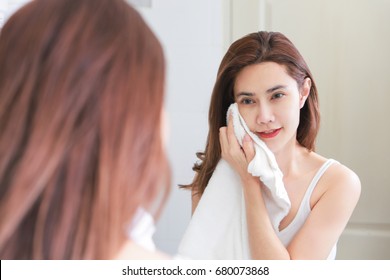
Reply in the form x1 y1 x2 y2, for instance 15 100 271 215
235 85 287 98
235 92 254 98
266 85 287 93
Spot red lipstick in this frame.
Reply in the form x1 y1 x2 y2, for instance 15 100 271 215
257 128 281 139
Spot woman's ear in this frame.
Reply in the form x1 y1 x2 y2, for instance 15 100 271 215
299 78 311 108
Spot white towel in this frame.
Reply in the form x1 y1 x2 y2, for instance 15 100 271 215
177 103 291 259
127 208 156 251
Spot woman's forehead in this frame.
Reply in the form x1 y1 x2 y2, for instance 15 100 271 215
234 62 296 95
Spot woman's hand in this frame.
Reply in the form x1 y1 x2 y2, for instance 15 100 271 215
219 114 256 181
220 115 289 259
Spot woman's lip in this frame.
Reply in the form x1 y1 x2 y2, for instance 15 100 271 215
257 128 281 139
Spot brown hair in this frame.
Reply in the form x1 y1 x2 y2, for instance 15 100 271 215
186 31 320 195
0 0 168 259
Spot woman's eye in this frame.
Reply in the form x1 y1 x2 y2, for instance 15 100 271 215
272 93 285 99
240 98 254 105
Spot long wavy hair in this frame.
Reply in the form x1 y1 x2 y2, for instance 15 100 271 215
0 0 169 259
185 31 320 195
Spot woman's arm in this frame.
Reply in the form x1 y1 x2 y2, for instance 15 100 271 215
242 176 291 259
219 116 361 259
219 118 290 259
287 165 361 259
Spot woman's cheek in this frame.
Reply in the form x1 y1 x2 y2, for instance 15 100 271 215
238 107 257 131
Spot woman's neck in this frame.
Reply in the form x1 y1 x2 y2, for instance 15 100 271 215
273 141 308 179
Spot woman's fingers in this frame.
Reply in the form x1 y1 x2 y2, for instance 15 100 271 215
220 113 255 163
242 134 255 162
219 112 256 180
219 126 228 155
226 114 240 150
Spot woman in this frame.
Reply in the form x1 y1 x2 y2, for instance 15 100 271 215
0 0 169 259
185 31 361 259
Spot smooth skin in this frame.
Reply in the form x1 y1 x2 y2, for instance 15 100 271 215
193 62 361 259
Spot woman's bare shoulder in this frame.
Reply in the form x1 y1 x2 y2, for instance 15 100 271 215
308 153 361 208
308 152 360 192
319 159 361 206
327 161 360 190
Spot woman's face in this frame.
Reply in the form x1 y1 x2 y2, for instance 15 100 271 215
234 62 310 154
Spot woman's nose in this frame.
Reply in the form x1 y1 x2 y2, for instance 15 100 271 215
256 103 275 124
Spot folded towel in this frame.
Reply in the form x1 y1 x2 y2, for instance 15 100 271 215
177 103 291 259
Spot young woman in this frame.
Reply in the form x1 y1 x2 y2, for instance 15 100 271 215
186 31 361 259
0 0 170 259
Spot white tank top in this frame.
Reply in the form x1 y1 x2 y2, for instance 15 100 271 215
276 159 338 260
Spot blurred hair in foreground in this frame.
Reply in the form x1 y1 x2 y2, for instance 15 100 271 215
0 0 169 259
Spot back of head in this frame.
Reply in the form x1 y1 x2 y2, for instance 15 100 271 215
0 0 168 259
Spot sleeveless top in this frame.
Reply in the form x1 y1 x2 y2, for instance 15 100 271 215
276 159 338 260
